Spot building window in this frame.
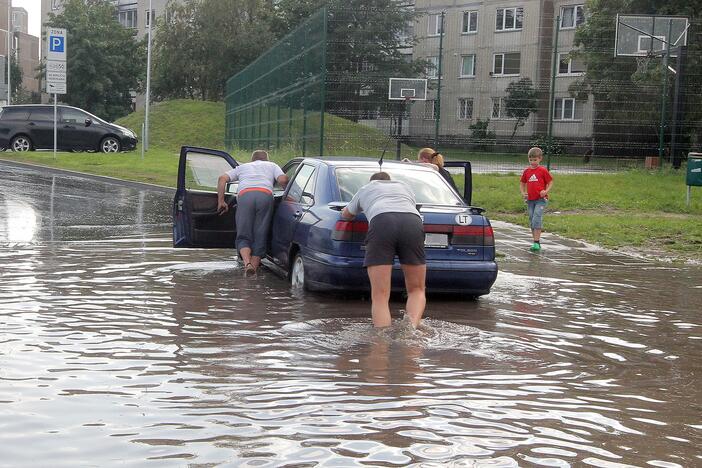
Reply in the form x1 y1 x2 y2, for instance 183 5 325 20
554 98 583 120
491 97 504 119
492 52 520 76
118 9 138 29
557 53 586 75
458 98 474 120
428 13 444 36
424 100 437 120
460 55 476 77
145 9 156 28
426 56 439 79
560 5 585 29
462 11 478 34
496 7 523 31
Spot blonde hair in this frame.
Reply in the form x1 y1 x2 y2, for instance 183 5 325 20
418 147 445 168
527 147 543 159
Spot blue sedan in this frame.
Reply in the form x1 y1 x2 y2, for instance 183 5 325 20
173 146 498 297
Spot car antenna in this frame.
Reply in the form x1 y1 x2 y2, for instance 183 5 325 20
378 132 392 170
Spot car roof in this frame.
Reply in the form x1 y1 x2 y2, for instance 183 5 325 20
291 156 436 171
1 104 77 109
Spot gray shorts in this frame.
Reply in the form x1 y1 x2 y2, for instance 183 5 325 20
364 212 426 267
527 199 548 230
235 190 274 257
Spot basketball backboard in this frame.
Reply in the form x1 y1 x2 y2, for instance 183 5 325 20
615 14 689 57
388 78 427 101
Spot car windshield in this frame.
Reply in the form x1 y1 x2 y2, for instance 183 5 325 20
335 167 463 205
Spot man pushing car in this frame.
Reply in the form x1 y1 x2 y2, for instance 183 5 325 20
217 150 288 276
341 172 426 329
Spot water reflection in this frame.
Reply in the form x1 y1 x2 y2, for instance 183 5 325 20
0 164 701 466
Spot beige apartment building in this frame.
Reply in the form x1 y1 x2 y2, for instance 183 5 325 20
42 0 175 41
0 1 41 103
411 0 594 148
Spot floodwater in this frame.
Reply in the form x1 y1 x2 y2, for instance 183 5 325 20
1 162 701 467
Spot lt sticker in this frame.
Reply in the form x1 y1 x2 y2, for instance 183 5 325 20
455 214 472 225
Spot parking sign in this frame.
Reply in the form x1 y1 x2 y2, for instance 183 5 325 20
46 28 67 61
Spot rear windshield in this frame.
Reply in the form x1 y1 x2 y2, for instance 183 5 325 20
335 167 463 205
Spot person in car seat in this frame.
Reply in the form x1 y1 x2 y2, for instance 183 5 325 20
217 150 288 276
341 172 426 329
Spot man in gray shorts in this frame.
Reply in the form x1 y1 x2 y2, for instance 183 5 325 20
217 150 288 276
341 172 426 328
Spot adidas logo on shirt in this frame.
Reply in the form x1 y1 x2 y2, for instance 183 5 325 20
528 174 538 182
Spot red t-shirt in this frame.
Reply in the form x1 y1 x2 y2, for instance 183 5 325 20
520 165 553 200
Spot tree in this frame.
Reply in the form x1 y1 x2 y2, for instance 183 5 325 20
271 0 427 122
45 0 145 121
10 55 22 100
152 0 274 101
504 78 538 138
572 0 702 154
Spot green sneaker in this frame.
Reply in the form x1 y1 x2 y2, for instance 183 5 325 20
530 242 541 252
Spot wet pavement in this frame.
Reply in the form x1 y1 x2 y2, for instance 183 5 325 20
0 162 701 467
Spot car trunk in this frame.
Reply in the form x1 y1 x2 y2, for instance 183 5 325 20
331 206 495 262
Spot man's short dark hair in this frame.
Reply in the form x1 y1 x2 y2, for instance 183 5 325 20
370 172 390 181
251 150 269 161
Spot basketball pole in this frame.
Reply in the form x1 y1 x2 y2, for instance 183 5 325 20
658 20 673 164
434 11 445 146
670 46 687 169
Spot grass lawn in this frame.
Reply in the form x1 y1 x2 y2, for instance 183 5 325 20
474 171 702 261
0 98 700 262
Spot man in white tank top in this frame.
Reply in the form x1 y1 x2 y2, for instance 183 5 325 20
217 150 288 276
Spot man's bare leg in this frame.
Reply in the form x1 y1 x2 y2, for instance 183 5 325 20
367 265 392 328
401 264 426 328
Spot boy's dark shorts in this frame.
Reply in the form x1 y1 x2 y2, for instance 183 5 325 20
364 212 426 267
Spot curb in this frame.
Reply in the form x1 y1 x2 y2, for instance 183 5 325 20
0 158 176 194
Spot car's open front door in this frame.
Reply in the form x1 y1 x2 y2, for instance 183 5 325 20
173 146 239 248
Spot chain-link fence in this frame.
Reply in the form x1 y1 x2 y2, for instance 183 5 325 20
224 4 701 172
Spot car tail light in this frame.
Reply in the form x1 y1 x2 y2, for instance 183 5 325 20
332 220 368 241
452 225 494 246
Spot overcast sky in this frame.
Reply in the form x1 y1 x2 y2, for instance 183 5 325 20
13 0 41 37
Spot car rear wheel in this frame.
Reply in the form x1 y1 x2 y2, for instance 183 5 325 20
290 253 307 290
11 135 32 152
100 137 121 153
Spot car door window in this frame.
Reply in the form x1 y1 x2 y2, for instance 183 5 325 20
60 108 88 124
186 152 237 192
286 164 315 203
28 108 54 121
0 108 29 120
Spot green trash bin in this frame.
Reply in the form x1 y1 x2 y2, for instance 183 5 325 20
687 153 702 187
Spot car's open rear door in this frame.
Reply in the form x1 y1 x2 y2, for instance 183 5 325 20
443 161 472 205
173 146 239 248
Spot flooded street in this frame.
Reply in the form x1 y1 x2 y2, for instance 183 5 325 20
1 162 701 467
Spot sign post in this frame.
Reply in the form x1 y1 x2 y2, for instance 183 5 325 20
46 28 67 159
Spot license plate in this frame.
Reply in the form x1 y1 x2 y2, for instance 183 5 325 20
425 233 448 248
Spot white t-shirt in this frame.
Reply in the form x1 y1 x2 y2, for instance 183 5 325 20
225 160 284 192
346 180 420 223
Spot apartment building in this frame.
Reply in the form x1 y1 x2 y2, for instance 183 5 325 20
41 0 175 41
0 1 41 103
411 0 594 148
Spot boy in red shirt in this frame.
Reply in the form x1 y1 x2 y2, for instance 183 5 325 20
520 147 553 252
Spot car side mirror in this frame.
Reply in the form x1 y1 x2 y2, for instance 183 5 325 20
85 118 92 127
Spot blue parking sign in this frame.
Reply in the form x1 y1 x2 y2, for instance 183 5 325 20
50 36 64 53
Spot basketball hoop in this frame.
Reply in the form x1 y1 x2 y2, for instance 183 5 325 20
635 52 654 74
